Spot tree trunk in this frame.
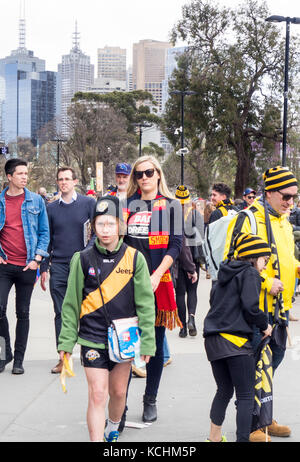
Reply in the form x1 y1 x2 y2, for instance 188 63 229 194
233 131 251 198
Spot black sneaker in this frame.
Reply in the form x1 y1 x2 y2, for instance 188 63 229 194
0 353 13 373
179 326 187 338
187 315 197 336
12 360 24 375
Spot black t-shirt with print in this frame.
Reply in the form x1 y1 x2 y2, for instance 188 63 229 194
125 200 153 273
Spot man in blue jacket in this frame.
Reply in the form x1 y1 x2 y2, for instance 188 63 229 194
0 158 50 375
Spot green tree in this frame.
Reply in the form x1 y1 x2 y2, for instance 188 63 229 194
164 0 300 196
61 101 137 190
142 142 165 159
73 90 161 134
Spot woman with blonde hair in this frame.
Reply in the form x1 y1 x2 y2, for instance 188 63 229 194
126 155 173 199
124 155 183 423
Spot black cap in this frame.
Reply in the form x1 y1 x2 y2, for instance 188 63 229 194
94 196 123 221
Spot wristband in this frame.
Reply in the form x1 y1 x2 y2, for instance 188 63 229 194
34 258 41 265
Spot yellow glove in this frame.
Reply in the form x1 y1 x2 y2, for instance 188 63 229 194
60 354 75 393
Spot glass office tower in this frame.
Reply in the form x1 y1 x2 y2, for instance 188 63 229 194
0 50 56 146
58 23 94 136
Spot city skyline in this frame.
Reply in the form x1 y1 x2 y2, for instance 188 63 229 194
0 0 299 74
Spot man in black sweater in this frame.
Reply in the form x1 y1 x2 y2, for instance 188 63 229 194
40 167 95 373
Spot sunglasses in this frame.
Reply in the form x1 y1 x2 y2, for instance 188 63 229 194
247 195 256 199
134 168 156 180
277 191 298 202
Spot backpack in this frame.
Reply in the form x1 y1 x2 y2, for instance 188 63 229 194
202 208 257 281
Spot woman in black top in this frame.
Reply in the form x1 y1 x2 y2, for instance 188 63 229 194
124 155 183 423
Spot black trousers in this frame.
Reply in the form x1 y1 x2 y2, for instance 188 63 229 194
49 262 70 347
0 263 37 362
145 325 166 397
176 262 200 326
210 354 255 442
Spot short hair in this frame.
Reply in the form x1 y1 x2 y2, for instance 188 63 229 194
212 182 231 199
56 167 77 180
5 158 27 176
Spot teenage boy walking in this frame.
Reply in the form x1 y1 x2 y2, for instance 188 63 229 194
0 158 50 374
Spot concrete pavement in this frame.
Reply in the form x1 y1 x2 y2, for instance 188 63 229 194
1 270 300 442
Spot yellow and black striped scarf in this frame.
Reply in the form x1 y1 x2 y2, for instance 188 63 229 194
216 198 235 216
262 196 288 348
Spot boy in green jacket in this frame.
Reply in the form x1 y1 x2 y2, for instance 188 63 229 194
58 196 156 442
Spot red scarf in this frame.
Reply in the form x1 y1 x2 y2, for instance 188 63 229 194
154 268 182 330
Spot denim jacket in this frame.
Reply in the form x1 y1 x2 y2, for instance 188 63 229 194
0 187 50 264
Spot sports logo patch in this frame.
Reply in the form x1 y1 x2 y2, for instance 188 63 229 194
88 267 101 277
85 350 100 361
98 201 109 213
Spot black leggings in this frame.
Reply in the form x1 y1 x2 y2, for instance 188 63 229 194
145 325 165 397
176 263 199 326
210 354 255 442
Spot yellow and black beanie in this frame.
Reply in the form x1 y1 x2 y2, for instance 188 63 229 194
263 166 297 192
233 233 271 259
94 195 124 222
175 185 190 204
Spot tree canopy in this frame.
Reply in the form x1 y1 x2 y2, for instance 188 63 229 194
73 90 161 133
163 0 300 197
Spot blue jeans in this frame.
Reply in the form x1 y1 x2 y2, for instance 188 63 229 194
251 312 289 372
163 335 170 363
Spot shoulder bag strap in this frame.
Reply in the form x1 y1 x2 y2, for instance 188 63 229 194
90 247 112 327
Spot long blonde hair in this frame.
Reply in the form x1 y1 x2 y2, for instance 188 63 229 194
126 155 174 199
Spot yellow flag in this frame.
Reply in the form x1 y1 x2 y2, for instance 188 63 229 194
60 354 75 393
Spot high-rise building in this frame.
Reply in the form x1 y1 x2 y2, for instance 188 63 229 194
126 66 133 92
58 22 94 135
97 46 126 81
132 39 172 112
162 47 186 113
161 47 187 155
87 77 126 94
0 6 57 146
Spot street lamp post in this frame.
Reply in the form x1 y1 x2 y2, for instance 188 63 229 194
266 15 300 166
134 123 152 157
52 138 67 191
52 138 67 167
170 90 197 185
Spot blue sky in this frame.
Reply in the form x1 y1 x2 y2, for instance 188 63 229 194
0 0 299 72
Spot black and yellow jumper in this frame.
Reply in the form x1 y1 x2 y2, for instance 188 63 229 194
58 239 156 357
209 199 237 224
224 199 299 313
203 259 269 361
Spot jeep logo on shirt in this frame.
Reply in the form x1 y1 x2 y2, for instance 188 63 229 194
116 267 133 275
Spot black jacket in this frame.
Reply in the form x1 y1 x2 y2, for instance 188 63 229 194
290 206 300 231
203 260 268 338
173 236 196 282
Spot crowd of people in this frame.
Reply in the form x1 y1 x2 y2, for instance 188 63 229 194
0 156 299 443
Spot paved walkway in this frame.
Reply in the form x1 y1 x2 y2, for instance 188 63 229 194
1 271 300 442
